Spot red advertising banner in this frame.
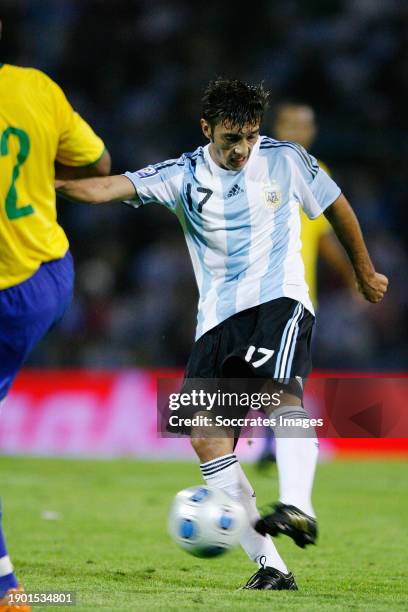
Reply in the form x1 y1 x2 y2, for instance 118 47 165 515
0 369 407 457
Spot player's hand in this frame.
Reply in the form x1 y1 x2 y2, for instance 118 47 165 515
356 272 389 303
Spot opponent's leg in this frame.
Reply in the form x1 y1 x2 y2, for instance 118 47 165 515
0 396 32 611
0 499 19 599
0 416 31 611
0 255 73 611
0 497 31 611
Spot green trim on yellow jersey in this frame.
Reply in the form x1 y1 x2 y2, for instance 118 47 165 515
63 146 106 168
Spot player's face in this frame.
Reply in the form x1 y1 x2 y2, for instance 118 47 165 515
201 119 260 171
273 106 316 150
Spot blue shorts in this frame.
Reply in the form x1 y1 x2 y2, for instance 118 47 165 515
0 250 74 400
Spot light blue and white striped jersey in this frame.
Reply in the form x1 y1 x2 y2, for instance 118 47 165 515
124 136 341 339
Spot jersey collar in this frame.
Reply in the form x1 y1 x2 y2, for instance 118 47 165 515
204 136 261 177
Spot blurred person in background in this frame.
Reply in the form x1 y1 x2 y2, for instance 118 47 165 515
0 19 110 610
257 102 353 469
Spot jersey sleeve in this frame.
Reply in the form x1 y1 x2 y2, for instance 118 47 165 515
122 159 184 212
312 208 332 237
47 77 105 166
286 143 341 219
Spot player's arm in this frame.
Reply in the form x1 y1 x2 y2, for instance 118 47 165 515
318 232 355 288
55 175 137 204
54 149 111 179
324 193 388 303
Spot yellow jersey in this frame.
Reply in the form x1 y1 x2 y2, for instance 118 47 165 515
0 63 105 289
300 160 332 307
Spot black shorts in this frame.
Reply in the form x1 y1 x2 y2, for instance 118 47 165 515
186 298 314 382
165 298 314 437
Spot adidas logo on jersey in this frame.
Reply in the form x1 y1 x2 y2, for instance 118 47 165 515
226 184 244 199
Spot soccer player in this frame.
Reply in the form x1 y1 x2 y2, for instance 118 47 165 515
56 79 388 591
0 19 111 609
257 101 353 468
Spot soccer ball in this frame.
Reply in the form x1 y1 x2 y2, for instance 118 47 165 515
168 485 247 558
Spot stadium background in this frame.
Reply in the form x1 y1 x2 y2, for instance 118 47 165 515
1 4 407 610
1 0 407 459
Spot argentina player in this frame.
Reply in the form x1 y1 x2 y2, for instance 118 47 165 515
57 79 388 591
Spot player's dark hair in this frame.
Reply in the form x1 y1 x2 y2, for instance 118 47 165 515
202 79 269 129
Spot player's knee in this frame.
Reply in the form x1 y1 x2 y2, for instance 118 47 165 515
190 434 207 456
190 429 233 463
190 434 217 461
271 405 318 440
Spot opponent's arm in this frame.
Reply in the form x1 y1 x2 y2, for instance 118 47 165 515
55 174 136 204
324 193 388 303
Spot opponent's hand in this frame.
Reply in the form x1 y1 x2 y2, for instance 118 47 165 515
356 272 389 303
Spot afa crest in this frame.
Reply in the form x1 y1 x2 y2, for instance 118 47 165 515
136 165 158 179
263 181 282 209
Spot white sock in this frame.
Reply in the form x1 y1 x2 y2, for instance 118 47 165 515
200 454 288 573
0 555 13 576
273 406 319 517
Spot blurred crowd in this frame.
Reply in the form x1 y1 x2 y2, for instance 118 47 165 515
1 0 407 370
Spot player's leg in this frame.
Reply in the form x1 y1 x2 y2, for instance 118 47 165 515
0 476 32 609
0 252 74 607
273 399 318 518
0 478 19 600
254 385 318 548
191 422 296 590
235 463 296 590
0 298 32 603
0 391 32 609
221 298 318 548
0 252 74 399
178 315 296 590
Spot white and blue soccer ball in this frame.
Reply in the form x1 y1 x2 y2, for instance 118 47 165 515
168 485 248 558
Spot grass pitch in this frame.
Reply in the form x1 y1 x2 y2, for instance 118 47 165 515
2 456 407 611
